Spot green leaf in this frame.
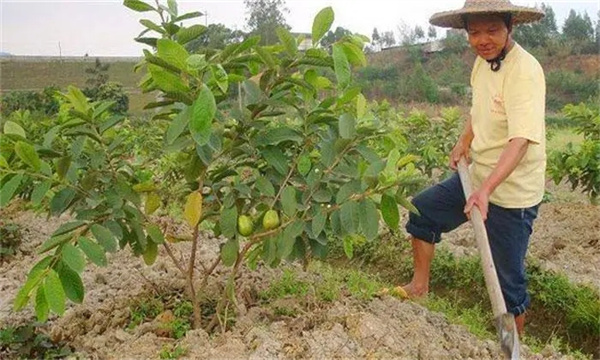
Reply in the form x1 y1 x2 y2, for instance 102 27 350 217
276 27 297 55
77 237 107 267
312 7 334 45
35 286 49 322
56 156 71 179
220 238 239 267
31 180 52 205
14 270 44 311
356 94 367 119
263 147 288 175
396 193 420 215
359 199 379 241
176 25 207 45
38 234 71 254
184 191 203 228
140 19 165 34
297 155 311 176
44 270 66 315
143 241 158 265
343 236 354 259
189 84 216 146
174 11 203 22
340 42 367 67
14 141 41 170
279 221 303 259
52 220 86 237
0 174 24 207
0 154 8 168
167 0 178 16
220 207 238 239
211 64 229 93
340 201 359 235
90 224 117 253
254 46 276 68
312 210 327 236
339 113 356 139
336 181 360 203
123 0 155 12
281 187 297 217
313 189 332 203
57 265 84 303
332 44 351 90
187 54 207 70
254 127 303 146
61 244 86 273
380 193 399 230
148 65 189 94
50 188 77 216
147 224 165 244
157 38 189 70
65 86 90 115
145 192 161 215
4 121 26 138
255 177 275 197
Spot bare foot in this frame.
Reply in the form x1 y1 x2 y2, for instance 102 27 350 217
401 282 429 298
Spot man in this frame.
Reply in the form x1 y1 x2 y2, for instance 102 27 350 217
402 0 547 334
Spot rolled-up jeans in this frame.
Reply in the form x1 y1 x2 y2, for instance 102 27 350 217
405 173 539 316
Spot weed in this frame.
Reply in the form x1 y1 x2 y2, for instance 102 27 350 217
159 344 187 359
259 268 310 300
345 270 385 301
426 294 493 339
0 222 22 264
0 323 73 359
127 297 164 330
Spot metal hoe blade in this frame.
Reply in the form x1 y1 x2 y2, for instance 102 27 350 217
496 313 520 359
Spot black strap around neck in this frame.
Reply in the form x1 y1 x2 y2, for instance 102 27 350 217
487 47 507 72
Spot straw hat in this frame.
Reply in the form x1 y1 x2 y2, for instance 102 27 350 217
429 0 545 29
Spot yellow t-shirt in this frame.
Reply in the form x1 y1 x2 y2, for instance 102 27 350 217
469 43 546 208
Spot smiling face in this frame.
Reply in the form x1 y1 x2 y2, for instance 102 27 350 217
465 14 512 60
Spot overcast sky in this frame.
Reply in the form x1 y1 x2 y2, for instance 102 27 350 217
1 0 598 56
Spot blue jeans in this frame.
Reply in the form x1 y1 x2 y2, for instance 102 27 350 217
405 173 539 316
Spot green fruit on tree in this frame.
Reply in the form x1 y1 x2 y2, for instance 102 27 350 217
263 210 280 230
237 215 254 236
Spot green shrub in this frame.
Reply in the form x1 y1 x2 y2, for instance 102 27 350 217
548 103 600 203
83 82 129 114
0 86 60 117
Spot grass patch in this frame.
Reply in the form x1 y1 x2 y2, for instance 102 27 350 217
335 234 600 358
547 126 583 153
259 268 310 300
425 294 493 339
0 322 73 359
159 344 187 360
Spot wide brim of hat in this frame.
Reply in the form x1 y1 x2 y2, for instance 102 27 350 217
430 5 545 29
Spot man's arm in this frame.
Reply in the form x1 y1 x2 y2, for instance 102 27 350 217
464 137 529 220
449 116 474 170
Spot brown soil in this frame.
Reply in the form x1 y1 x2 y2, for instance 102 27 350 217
441 201 600 290
0 210 574 360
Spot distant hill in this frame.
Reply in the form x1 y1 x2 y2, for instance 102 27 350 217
0 52 12 57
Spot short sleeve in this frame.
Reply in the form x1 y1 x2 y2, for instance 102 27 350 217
503 62 546 144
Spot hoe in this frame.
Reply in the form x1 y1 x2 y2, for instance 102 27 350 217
458 157 520 359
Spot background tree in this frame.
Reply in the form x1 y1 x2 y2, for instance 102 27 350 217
427 26 437 41
414 25 425 42
562 10 595 54
244 0 290 45
321 26 352 50
186 23 246 51
85 58 109 88
513 3 558 48
381 31 396 48
372 27 381 51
